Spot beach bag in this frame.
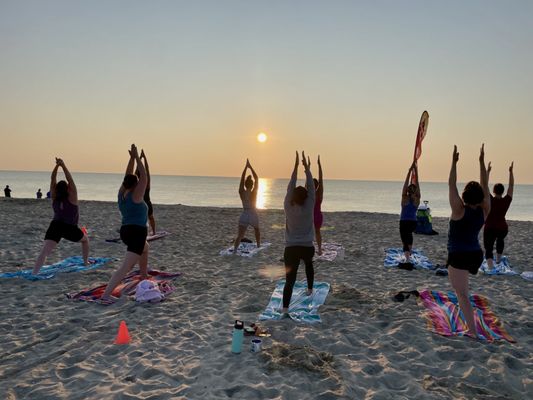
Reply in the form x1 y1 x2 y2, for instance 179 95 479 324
135 279 164 303
415 202 438 235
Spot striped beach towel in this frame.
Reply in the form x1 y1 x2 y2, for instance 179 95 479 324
0 256 114 281
384 248 434 270
259 280 330 323
65 269 181 303
418 290 515 342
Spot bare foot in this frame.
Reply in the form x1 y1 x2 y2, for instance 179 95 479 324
306 289 313 296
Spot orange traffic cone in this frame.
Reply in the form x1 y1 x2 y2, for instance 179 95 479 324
114 320 131 344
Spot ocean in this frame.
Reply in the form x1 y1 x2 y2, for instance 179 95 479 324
1 170 532 221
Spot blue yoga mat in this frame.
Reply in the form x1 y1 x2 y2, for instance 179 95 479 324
0 256 114 281
259 280 330 323
384 248 434 270
479 256 518 276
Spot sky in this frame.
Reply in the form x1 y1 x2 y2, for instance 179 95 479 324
1 1 532 183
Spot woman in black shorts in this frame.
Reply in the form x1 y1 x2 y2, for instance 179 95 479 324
101 144 148 303
33 158 89 275
447 144 490 338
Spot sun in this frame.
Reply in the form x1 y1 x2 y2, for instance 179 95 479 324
257 132 267 143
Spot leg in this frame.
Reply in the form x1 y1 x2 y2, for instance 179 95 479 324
102 251 141 300
282 247 300 312
315 227 322 255
483 229 496 269
253 226 261 248
33 240 58 274
139 242 149 279
495 230 508 263
80 234 89 265
233 225 247 253
148 214 156 236
448 266 477 336
303 246 315 295
399 221 412 259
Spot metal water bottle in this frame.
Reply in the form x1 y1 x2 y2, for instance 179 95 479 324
231 320 244 353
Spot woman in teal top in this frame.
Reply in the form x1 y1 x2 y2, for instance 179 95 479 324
101 144 149 303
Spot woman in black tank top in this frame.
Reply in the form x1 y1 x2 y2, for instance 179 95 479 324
447 144 491 338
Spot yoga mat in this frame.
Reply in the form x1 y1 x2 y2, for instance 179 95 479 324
259 280 330 323
384 248 434 270
65 269 181 303
105 230 171 243
315 243 345 262
479 257 518 276
417 289 515 342
220 242 271 257
0 256 114 281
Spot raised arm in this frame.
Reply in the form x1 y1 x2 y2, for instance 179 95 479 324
248 161 259 194
58 159 78 203
479 144 491 217
50 162 60 199
506 161 514 198
449 146 463 218
401 163 413 205
317 155 324 197
284 151 299 205
238 160 248 195
131 145 147 203
125 148 135 176
302 151 315 203
141 150 151 189
412 162 421 199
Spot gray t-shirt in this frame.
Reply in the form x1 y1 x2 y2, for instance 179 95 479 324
284 169 315 247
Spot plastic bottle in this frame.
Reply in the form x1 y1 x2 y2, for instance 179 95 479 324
231 320 244 353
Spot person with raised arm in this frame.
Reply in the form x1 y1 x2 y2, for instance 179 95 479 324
33 158 89 275
139 149 156 236
483 161 514 270
447 144 490 338
101 144 149 303
232 159 261 253
399 161 421 260
313 155 324 255
281 151 315 316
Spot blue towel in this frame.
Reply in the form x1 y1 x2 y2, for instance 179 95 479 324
0 256 114 281
384 248 434 270
259 280 330 323
480 257 518 276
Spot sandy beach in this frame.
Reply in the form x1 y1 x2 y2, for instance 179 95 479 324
0 197 532 399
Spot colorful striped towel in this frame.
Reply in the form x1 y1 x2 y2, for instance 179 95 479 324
417 290 515 342
479 257 518 276
65 269 181 303
384 248 434 270
259 280 330 323
0 256 114 281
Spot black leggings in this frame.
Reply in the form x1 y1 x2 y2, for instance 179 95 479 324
283 246 315 308
399 220 417 252
483 228 508 260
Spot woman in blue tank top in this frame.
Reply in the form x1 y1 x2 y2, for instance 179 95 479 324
399 161 421 260
101 144 149 303
32 158 89 275
447 144 490 338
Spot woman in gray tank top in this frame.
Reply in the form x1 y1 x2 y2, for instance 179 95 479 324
232 159 261 253
32 158 89 275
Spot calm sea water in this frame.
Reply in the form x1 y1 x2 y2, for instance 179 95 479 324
1 170 532 221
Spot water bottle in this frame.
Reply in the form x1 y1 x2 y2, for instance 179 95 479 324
231 320 244 354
